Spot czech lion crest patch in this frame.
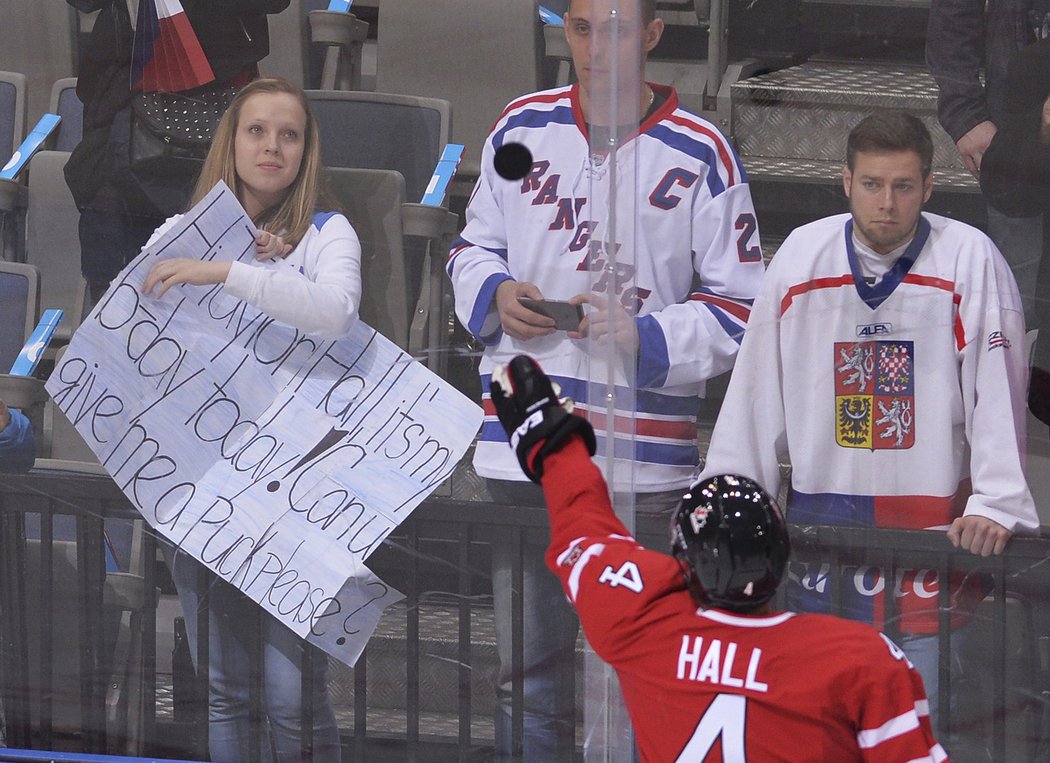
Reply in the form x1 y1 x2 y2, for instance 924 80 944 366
834 340 914 450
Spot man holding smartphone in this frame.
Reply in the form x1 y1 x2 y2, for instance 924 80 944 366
515 297 584 331
447 0 764 758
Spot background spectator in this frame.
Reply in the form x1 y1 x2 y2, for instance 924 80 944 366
64 0 290 305
981 36 1050 430
927 0 1046 325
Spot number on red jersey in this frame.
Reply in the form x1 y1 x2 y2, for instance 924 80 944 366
597 561 644 593
677 694 747 761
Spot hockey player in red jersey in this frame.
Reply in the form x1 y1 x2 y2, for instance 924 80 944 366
490 354 948 762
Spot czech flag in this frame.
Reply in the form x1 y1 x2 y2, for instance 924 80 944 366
132 0 215 92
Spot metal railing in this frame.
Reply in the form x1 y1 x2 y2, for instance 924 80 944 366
2 464 1048 760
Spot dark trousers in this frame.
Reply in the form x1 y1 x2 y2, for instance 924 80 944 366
78 207 162 303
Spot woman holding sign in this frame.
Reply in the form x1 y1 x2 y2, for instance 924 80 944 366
142 77 359 762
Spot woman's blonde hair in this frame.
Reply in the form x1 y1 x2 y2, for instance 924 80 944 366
189 77 329 247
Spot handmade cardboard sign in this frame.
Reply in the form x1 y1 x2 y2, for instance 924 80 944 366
47 183 482 666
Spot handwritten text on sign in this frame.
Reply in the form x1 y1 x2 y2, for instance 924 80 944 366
46 183 483 666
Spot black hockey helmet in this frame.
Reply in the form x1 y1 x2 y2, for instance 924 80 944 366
670 474 790 612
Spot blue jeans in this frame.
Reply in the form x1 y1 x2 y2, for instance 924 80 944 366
899 627 969 757
491 530 578 762
487 479 679 761
77 207 161 303
899 630 964 722
164 543 341 763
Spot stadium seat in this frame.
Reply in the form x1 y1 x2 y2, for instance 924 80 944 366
0 261 46 464
0 70 27 160
49 77 82 152
309 9 369 91
324 166 458 372
0 70 27 262
0 260 45 463
324 167 411 350
0 260 39 373
25 150 89 348
309 91 457 369
375 0 543 183
307 89 451 204
259 0 309 86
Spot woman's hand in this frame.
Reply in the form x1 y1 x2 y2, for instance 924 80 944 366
142 258 232 298
255 229 293 260
0 399 10 433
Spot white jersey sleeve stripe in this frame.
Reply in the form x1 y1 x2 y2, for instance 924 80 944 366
497 87 572 122
902 744 948 763
667 112 744 184
566 543 605 603
856 708 921 749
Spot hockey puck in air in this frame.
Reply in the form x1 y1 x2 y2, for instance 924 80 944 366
494 142 533 180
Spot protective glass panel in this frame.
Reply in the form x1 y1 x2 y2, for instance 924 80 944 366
578 1 645 759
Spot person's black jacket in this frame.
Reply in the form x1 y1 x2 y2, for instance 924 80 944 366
65 0 290 209
981 37 1050 427
926 0 1037 143
982 38 1050 218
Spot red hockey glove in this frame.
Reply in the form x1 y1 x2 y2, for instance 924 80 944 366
489 354 596 483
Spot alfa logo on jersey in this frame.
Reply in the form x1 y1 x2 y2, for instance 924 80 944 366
834 340 915 450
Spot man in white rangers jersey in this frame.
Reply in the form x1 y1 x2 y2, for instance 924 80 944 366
700 110 1039 738
447 0 763 757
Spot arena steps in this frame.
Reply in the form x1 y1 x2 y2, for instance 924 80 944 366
731 61 969 180
730 61 985 230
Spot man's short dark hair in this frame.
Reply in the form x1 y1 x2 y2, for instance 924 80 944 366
568 0 658 24
847 111 934 178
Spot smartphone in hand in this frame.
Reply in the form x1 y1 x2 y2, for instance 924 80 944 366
517 297 584 331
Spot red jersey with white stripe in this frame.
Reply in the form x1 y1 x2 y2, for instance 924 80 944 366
542 438 947 762
449 83 764 492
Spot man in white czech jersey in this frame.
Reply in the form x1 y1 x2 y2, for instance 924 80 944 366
699 110 1039 735
489 354 947 763
447 0 764 756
